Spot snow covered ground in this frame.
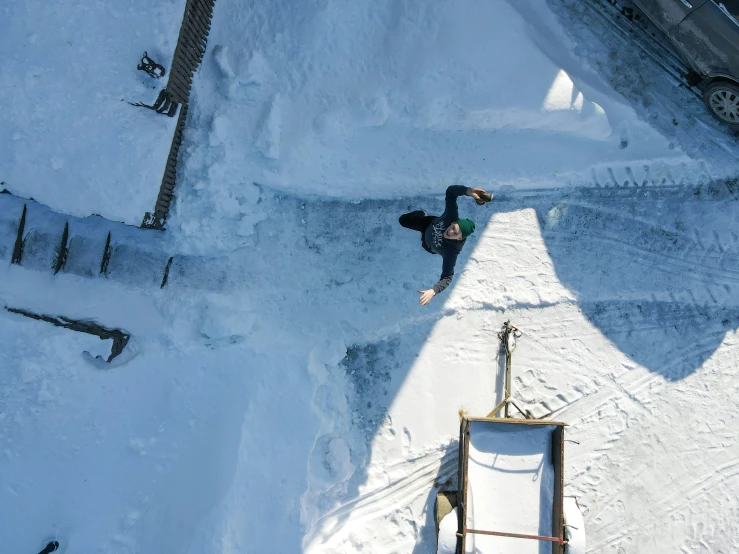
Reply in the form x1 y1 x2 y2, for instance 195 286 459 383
2 0 739 553
0 0 184 224
3 183 738 553
171 0 724 218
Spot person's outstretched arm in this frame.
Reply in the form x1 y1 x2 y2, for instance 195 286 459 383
440 186 490 224
439 185 468 225
418 251 458 305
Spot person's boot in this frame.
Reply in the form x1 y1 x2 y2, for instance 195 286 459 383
38 542 59 554
398 210 426 229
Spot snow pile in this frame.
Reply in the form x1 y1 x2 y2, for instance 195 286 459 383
168 0 699 250
0 0 184 224
563 497 587 554
437 507 458 554
0 268 254 554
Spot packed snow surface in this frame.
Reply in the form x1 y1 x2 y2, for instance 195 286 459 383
2 0 739 553
5 182 739 553
464 422 556 554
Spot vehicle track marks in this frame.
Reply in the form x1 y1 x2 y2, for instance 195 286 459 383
306 447 457 540
592 463 739 551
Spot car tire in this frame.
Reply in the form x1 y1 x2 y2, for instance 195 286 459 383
703 81 739 129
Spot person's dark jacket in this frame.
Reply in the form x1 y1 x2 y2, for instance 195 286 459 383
423 185 468 294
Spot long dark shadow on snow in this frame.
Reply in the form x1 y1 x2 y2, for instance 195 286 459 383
307 181 739 549
528 183 739 381
8 181 737 550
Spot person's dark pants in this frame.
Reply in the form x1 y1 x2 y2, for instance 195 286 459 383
399 211 436 253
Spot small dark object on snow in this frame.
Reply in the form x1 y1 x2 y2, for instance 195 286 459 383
475 191 493 205
11 203 26 264
130 89 178 117
5 307 130 362
38 541 59 554
137 51 166 78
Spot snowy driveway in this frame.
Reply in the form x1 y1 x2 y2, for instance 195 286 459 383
3 182 738 553
2 0 739 552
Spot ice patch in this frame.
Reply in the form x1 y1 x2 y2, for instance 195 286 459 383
209 115 230 146
199 304 256 345
326 437 354 481
255 94 282 160
212 44 236 79
240 50 278 87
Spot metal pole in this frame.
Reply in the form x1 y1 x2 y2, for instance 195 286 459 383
504 348 512 418
463 528 565 544
497 320 520 418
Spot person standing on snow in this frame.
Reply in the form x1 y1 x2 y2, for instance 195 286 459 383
399 185 493 306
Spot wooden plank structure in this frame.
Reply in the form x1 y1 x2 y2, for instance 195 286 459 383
435 320 571 553
455 417 566 554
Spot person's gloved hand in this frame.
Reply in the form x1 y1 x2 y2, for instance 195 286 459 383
469 188 493 205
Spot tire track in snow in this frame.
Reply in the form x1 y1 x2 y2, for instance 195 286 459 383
591 461 739 551
541 225 739 286
563 407 738 551
588 163 713 189
473 193 739 551
549 334 738 551
535 330 726 422
494 210 739 303
464 298 735 423
305 447 457 542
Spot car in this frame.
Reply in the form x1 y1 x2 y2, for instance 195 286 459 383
631 0 739 129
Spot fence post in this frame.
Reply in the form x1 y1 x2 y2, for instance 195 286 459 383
100 232 112 276
11 204 27 264
53 221 70 274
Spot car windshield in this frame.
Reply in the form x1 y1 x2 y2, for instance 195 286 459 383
715 0 739 23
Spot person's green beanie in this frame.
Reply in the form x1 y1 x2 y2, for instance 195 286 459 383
457 218 475 239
